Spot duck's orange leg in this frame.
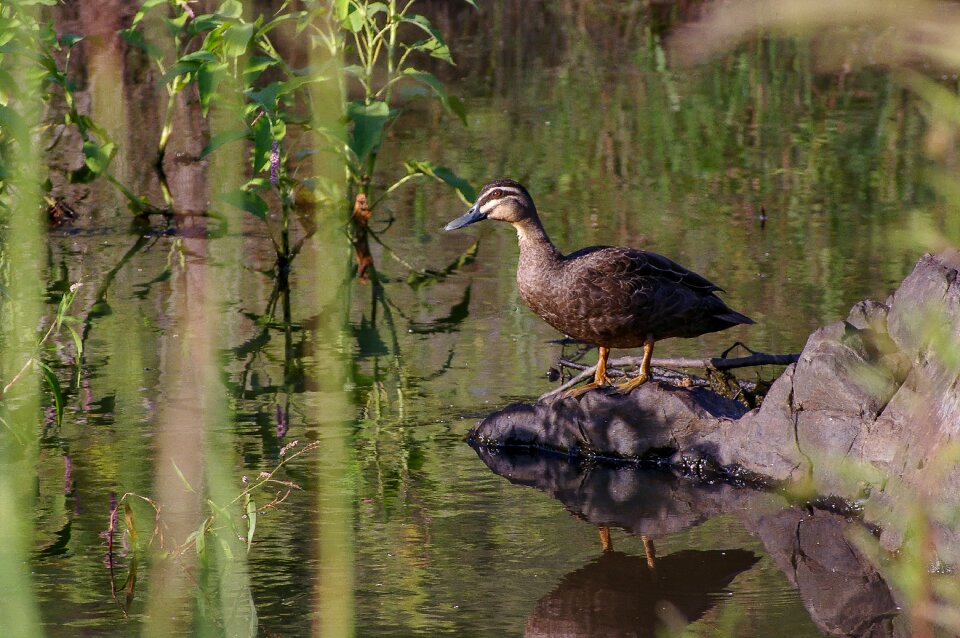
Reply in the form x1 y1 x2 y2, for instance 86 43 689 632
599 526 613 552
617 334 654 393
562 346 612 398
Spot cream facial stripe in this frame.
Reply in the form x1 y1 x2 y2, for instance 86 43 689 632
476 186 525 213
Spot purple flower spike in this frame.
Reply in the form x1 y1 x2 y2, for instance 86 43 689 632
270 141 280 186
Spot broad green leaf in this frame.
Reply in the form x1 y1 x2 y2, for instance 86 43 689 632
216 0 244 19
83 141 116 176
346 100 391 165
223 21 254 58
253 116 273 172
218 190 269 220
402 69 467 124
200 128 247 159
339 2 364 33
38 362 64 427
404 160 476 202
366 2 388 17
197 61 227 115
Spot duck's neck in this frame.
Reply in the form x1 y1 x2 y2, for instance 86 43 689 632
514 216 561 264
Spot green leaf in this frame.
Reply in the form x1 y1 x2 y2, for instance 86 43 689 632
401 14 453 64
171 460 196 493
216 0 243 19
195 521 207 556
200 128 247 159
82 141 116 176
222 22 254 58
245 496 256 552
253 116 273 172
197 62 227 115
218 190 268 219
59 33 84 48
402 69 466 124
130 0 168 28
404 160 476 202
123 502 139 546
346 101 391 165
339 2 364 32
38 362 64 427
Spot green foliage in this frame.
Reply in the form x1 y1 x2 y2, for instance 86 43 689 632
0 4 117 204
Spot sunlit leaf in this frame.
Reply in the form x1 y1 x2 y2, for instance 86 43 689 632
218 189 269 220
82 141 116 177
200 128 247 158
37 362 64 427
347 100 391 165
245 495 257 552
217 0 244 19
197 62 226 116
366 2 388 17
223 22 254 58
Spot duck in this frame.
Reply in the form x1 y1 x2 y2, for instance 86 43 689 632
444 179 754 397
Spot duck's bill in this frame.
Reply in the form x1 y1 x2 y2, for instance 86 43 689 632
444 206 486 231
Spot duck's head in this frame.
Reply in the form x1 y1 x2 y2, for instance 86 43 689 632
444 179 537 231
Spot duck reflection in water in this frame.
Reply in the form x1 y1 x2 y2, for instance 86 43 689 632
525 529 757 638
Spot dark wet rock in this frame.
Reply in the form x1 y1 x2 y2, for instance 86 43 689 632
469 252 960 558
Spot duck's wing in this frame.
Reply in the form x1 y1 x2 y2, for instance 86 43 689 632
566 246 724 294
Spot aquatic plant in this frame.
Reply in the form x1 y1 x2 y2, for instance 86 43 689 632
122 0 476 281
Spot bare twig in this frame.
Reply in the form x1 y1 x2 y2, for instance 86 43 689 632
541 351 798 400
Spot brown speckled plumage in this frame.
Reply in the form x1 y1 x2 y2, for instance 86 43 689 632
445 179 753 394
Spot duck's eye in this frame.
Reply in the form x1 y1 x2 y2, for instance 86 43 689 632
491 190 503 199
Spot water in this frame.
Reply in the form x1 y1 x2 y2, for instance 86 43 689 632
13 2 942 636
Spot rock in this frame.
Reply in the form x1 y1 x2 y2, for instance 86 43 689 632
469 252 960 559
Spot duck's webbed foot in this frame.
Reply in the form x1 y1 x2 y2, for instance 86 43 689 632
561 346 612 399
615 334 654 393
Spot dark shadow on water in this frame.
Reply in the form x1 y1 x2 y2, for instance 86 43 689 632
473 446 906 637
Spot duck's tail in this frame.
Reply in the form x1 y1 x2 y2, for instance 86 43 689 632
715 310 755 326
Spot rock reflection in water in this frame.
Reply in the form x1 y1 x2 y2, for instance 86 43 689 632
473 447 904 637
525 547 757 637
